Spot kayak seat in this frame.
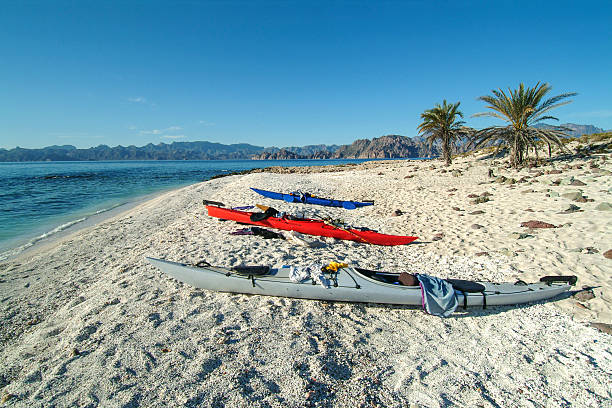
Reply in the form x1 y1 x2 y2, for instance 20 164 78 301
231 266 270 276
446 279 485 293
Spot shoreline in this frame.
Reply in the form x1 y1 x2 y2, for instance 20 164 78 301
1 159 383 263
3 186 186 264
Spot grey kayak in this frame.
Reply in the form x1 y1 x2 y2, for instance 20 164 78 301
146 257 574 308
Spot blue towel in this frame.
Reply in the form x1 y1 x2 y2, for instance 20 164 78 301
417 274 458 317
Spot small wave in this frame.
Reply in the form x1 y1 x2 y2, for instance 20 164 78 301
0 203 126 262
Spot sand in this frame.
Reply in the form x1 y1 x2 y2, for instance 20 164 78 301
0 152 611 407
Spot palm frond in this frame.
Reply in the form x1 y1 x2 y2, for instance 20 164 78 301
472 82 576 166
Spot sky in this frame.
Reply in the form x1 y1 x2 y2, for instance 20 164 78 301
1 0 611 149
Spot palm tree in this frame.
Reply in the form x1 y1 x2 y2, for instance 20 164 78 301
417 100 470 166
471 82 577 167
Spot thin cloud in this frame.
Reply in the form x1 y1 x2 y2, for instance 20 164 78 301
128 96 148 104
199 120 215 126
162 134 185 140
139 126 183 135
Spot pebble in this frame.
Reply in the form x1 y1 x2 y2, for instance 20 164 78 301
511 232 534 239
574 289 596 302
471 224 484 229
561 204 581 213
471 197 490 204
561 192 583 201
595 202 612 211
604 249 612 259
590 323 612 335
520 220 556 228
469 210 485 215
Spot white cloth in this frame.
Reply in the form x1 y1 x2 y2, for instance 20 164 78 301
283 231 326 248
288 264 331 288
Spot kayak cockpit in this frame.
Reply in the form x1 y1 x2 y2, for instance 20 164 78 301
353 267 407 285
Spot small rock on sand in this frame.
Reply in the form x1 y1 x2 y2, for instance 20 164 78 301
471 197 490 204
561 204 581 213
520 220 557 229
604 249 612 259
595 202 612 211
471 224 484 229
590 322 612 335
561 192 584 201
573 289 596 302
469 210 485 215
511 232 534 239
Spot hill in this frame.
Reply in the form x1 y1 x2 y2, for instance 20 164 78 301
533 123 605 137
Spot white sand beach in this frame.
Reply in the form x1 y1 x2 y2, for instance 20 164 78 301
1 152 611 407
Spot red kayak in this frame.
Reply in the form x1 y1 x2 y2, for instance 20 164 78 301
206 205 418 246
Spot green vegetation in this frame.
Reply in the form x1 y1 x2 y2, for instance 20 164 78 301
470 82 577 167
579 131 612 143
417 100 471 166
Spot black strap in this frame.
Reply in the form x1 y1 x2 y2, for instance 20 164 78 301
461 290 486 309
202 199 225 207
539 276 578 286
195 260 211 268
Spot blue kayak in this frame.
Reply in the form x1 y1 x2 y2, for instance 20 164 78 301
250 188 374 210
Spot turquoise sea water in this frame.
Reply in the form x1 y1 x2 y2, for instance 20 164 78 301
0 159 368 260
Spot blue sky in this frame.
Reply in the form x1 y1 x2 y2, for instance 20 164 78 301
1 0 611 149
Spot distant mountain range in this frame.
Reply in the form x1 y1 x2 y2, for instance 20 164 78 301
533 123 606 137
0 123 606 162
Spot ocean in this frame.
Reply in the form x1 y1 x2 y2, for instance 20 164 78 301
0 159 368 261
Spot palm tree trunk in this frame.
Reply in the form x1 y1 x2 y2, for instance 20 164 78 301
443 137 451 166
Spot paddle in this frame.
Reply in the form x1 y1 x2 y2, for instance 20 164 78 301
322 218 371 244
342 202 357 210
